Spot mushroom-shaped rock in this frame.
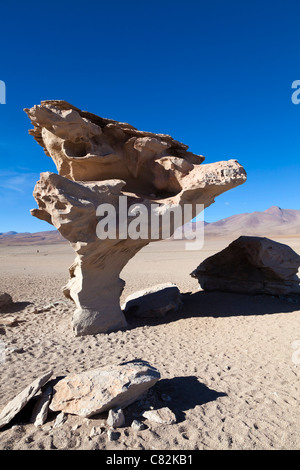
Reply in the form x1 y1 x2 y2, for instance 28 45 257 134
25 100 247 335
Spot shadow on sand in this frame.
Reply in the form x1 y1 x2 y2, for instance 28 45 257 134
125 290 300 330
0 301 31 315
152 376 227 423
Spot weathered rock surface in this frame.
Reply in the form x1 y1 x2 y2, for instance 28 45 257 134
0 370 53 429
191 236 300 295
26 100 247 335
0 292 13 309
49 360 160 418
143 407 177 425
122 283 182 318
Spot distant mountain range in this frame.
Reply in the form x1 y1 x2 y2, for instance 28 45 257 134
0 206 299 245
0 230 65 245
176 206 300 239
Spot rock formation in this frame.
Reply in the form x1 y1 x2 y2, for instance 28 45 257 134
191 236 300 295
25 100 247 335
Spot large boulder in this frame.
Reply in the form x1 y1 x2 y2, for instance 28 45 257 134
25 100 247 335
49 360 160 418
191 236 300 295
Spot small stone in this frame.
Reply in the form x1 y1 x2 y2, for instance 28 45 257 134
0 293 13 309
107 428 120 441
53 412 67 428
131 419 146 431
31 385 52 427
6 347 24 354
90 426 103 437
72 424 81 431
143 407 176 425
0 317 18 327
107 408 125 428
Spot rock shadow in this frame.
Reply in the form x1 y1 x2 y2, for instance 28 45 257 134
125 290 300 329
152 376 227 424
0 301 31 314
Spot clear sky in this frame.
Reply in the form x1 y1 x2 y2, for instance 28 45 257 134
0 0 299 232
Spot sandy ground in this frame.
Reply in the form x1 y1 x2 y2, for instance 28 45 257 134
0 235 299 450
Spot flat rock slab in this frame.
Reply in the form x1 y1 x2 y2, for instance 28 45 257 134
122 283 182 318
49 360 160 418
0 370 53 429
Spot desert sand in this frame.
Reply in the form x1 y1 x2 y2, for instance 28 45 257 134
0 235 299 450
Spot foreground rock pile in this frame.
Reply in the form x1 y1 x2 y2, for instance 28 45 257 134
191 236 300 295
0 360 162 432
25 100 247 336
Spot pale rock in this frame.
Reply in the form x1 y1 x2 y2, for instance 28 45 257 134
107 408 125 428
53 411 67 428
31 385 53 427
90 425 103 437
142 407 177 425
131 419 147 431
0 317 18 327
191 236 300 296
122 283 182 318
0 370 53 429
49 360 160 418
25 100 247 336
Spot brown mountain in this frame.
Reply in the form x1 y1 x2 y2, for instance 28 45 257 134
0 230 66 246
0 206 299 245
177 206 300 239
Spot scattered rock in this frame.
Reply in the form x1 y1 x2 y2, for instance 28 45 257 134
0 317 18 327
72 424 81 431
142 407 177 425
0 292 13 309
122 283 183 318
90 426 103 437
107 428 120 441
107 408 125 428
131 419 147 431
53 412 67 428
0 370 53 429
49 360 160 418
191 236 300 296
31 385 53 427
5 346 25 354
36 301 68 313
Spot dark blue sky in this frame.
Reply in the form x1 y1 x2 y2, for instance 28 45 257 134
0 0 299 232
